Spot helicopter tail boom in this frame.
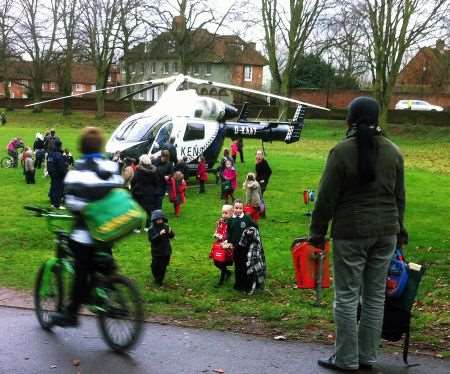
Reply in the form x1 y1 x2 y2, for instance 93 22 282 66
224 104 305 144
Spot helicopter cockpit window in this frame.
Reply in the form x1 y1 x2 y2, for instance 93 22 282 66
114 119 153 142
151 122 173 153
183 123 205 141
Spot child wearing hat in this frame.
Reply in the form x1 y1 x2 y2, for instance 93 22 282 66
148 210 175 286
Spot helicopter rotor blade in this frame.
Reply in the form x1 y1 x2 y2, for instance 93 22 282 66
185 76 330 111
118 82 166 101
24 76 177 107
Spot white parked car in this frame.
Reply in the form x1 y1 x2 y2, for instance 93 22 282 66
395 100 444 111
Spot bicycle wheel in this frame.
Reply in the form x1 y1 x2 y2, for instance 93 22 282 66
97 275 144 352
0 156 12 168
34 262 64 330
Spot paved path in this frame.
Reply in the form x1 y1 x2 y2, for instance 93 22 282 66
1 307 449 374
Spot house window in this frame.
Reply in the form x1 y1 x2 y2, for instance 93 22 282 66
244 65 253 81
91 84 96 91
151 62 156 74
75 83 83 91
20 80 28 87
163 62 169 75
137 85 145 100
173 62 178 73
193 64 199 75
205 64 212 76
41 83 46 91
50 82 56 90
210 88 217 96
107 74 112 82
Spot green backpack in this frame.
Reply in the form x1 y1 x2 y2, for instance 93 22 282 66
83 188 145 242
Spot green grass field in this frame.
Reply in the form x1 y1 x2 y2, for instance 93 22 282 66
0 110 449 356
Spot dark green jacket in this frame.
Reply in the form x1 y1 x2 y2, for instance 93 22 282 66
310 135 405 239
227 214 257 247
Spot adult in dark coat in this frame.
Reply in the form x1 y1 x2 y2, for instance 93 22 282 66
33 133 45 169
47 139 67 209
311 97 407 371
131 154 159 230
255 150 272 195
44 128 61 152
162 137 178 164
153 150 174 210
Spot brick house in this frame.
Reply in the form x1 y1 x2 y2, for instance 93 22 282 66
123 16 267 103
396 39 450 94
0 61 121 99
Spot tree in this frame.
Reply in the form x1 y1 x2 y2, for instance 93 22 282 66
79 0 121 119
0 0 18 110
118 0 149 112
261 0 330 117
327 2 368 84
292 53 359 89
59 0 80 115
14 0 62 112
358 0 449 128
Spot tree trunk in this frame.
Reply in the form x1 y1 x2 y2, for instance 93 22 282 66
96 90 105 119
62 60 72 116
4 81 13 111
32 79 43 113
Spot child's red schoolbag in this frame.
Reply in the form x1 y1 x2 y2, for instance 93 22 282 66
210 243 233 263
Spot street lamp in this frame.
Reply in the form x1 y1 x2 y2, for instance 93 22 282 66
421 64 427 99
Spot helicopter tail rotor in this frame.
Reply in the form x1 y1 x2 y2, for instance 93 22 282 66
284 105 305 144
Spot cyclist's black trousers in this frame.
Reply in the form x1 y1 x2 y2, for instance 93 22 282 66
68 240 114 316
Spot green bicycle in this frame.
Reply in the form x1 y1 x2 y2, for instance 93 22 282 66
25 206 144 352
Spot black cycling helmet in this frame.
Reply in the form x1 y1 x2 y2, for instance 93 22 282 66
347 96 379 126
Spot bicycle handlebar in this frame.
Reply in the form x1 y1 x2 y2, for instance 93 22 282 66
24 205 72 220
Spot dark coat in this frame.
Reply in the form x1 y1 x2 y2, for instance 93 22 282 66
227 214 257 247
47 150 67 179
149 222 175 256
162 142 178 164
255 159 272 191
131 164 159 212
310 135 405 239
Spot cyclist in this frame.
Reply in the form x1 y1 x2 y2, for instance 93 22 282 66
50 127 124 327
6 137 24 167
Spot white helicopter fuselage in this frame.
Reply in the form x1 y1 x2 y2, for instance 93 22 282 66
105 88 229 168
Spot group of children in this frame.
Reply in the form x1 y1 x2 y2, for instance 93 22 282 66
150 199 266 294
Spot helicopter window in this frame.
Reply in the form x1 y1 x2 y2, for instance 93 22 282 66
152 122 173 153
183 123 205 141
114 118 156 142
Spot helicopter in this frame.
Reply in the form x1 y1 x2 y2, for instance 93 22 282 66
26 74 329 174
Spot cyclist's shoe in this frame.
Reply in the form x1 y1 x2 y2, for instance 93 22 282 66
50 312 79 327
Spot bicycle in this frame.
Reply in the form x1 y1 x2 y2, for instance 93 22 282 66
1 148 24 168
24 206 144 352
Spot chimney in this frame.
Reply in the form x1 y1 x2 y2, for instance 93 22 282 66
172 16 186 33
436 39 445 52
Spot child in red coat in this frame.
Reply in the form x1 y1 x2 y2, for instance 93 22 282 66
222 159 237 204
230 140 239 163
167 171 186 217
209 204 234 287
197 155 208 193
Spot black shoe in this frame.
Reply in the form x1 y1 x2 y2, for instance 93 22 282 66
50 312 78 327
359 363 373 370
317 355 357 372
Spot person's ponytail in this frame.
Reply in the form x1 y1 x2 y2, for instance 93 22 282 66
356 122 377 185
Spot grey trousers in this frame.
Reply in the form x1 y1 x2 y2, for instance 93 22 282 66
332 235 396 369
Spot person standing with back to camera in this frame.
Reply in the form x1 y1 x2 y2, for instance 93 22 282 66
310 97 407 372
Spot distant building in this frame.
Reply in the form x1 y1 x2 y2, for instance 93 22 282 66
123 16 267 103
0 61 121 99
397 39 450 94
